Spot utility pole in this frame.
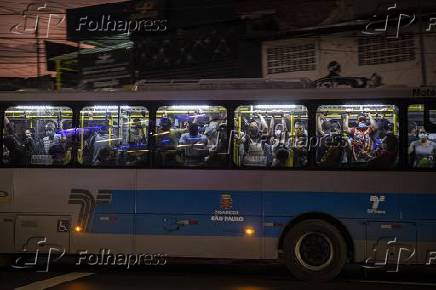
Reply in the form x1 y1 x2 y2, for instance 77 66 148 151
35 18 41 87
418 0 428 87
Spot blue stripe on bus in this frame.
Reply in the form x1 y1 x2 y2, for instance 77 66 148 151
86 190 436 242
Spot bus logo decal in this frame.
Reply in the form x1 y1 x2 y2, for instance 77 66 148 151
368 195 386 214
220 194 233 209
68 189 112 232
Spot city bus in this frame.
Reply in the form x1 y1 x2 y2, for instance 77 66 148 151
0 79 435 281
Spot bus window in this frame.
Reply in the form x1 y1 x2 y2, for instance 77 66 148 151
155 105 227 168
234 105 308 168
316 104 399 169
408 105 436 169
3 106 73 166
78 105 149 167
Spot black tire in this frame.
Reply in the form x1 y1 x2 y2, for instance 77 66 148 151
283 219 347 281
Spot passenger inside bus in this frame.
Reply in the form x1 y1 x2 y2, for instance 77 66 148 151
79 106 149 167
3 107 72 166
155 106 228 168
234 105 308 168
408 128 436 168
408 105 436 169
316 105 399 169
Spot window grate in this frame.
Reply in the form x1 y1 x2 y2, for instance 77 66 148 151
358 35 416 66
266 43 316 74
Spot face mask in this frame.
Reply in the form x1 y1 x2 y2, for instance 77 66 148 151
249 127 258 138
358 122 368 129
275 130 282 137
419 133 428 141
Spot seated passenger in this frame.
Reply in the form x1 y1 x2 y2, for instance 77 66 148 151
93 146 115 166
156 117 185 149
318 133 349 168
128 118 147 148
49 144 66 166
179 122 209 166
179 122 208 146
369 133 398 169
272 146 290 168
409 129 436 168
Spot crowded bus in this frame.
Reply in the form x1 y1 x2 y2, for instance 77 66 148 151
0 79 435 281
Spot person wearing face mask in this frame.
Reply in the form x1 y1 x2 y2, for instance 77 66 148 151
42 121 61 155
239 119 268 167
179 122 209 166
344 112 377 162
409 129 436 168
23 128 42 165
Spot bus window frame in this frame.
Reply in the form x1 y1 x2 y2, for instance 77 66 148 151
76 101 151 169
232 102 310 170
0 101 76 169
424 104 436 133
312 99 403 171
407 102 436 171
152 100 233 170
1 96 435 172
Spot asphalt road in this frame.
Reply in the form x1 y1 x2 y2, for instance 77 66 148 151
2 262 436 290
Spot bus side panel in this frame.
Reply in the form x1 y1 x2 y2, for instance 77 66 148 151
0 169 14 253
262 191 400 262
134 189 263 259
67 170 136 255
396 194 436 264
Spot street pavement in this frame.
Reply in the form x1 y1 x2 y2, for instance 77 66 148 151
1 262 436 290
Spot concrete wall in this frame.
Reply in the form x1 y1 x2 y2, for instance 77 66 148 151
262 33 435 87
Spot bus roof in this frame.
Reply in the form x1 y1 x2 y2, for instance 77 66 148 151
0 78 420 102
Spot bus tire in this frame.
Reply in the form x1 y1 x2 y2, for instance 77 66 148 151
283 219 347 281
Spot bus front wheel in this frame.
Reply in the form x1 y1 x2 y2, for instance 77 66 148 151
283 219 347 281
